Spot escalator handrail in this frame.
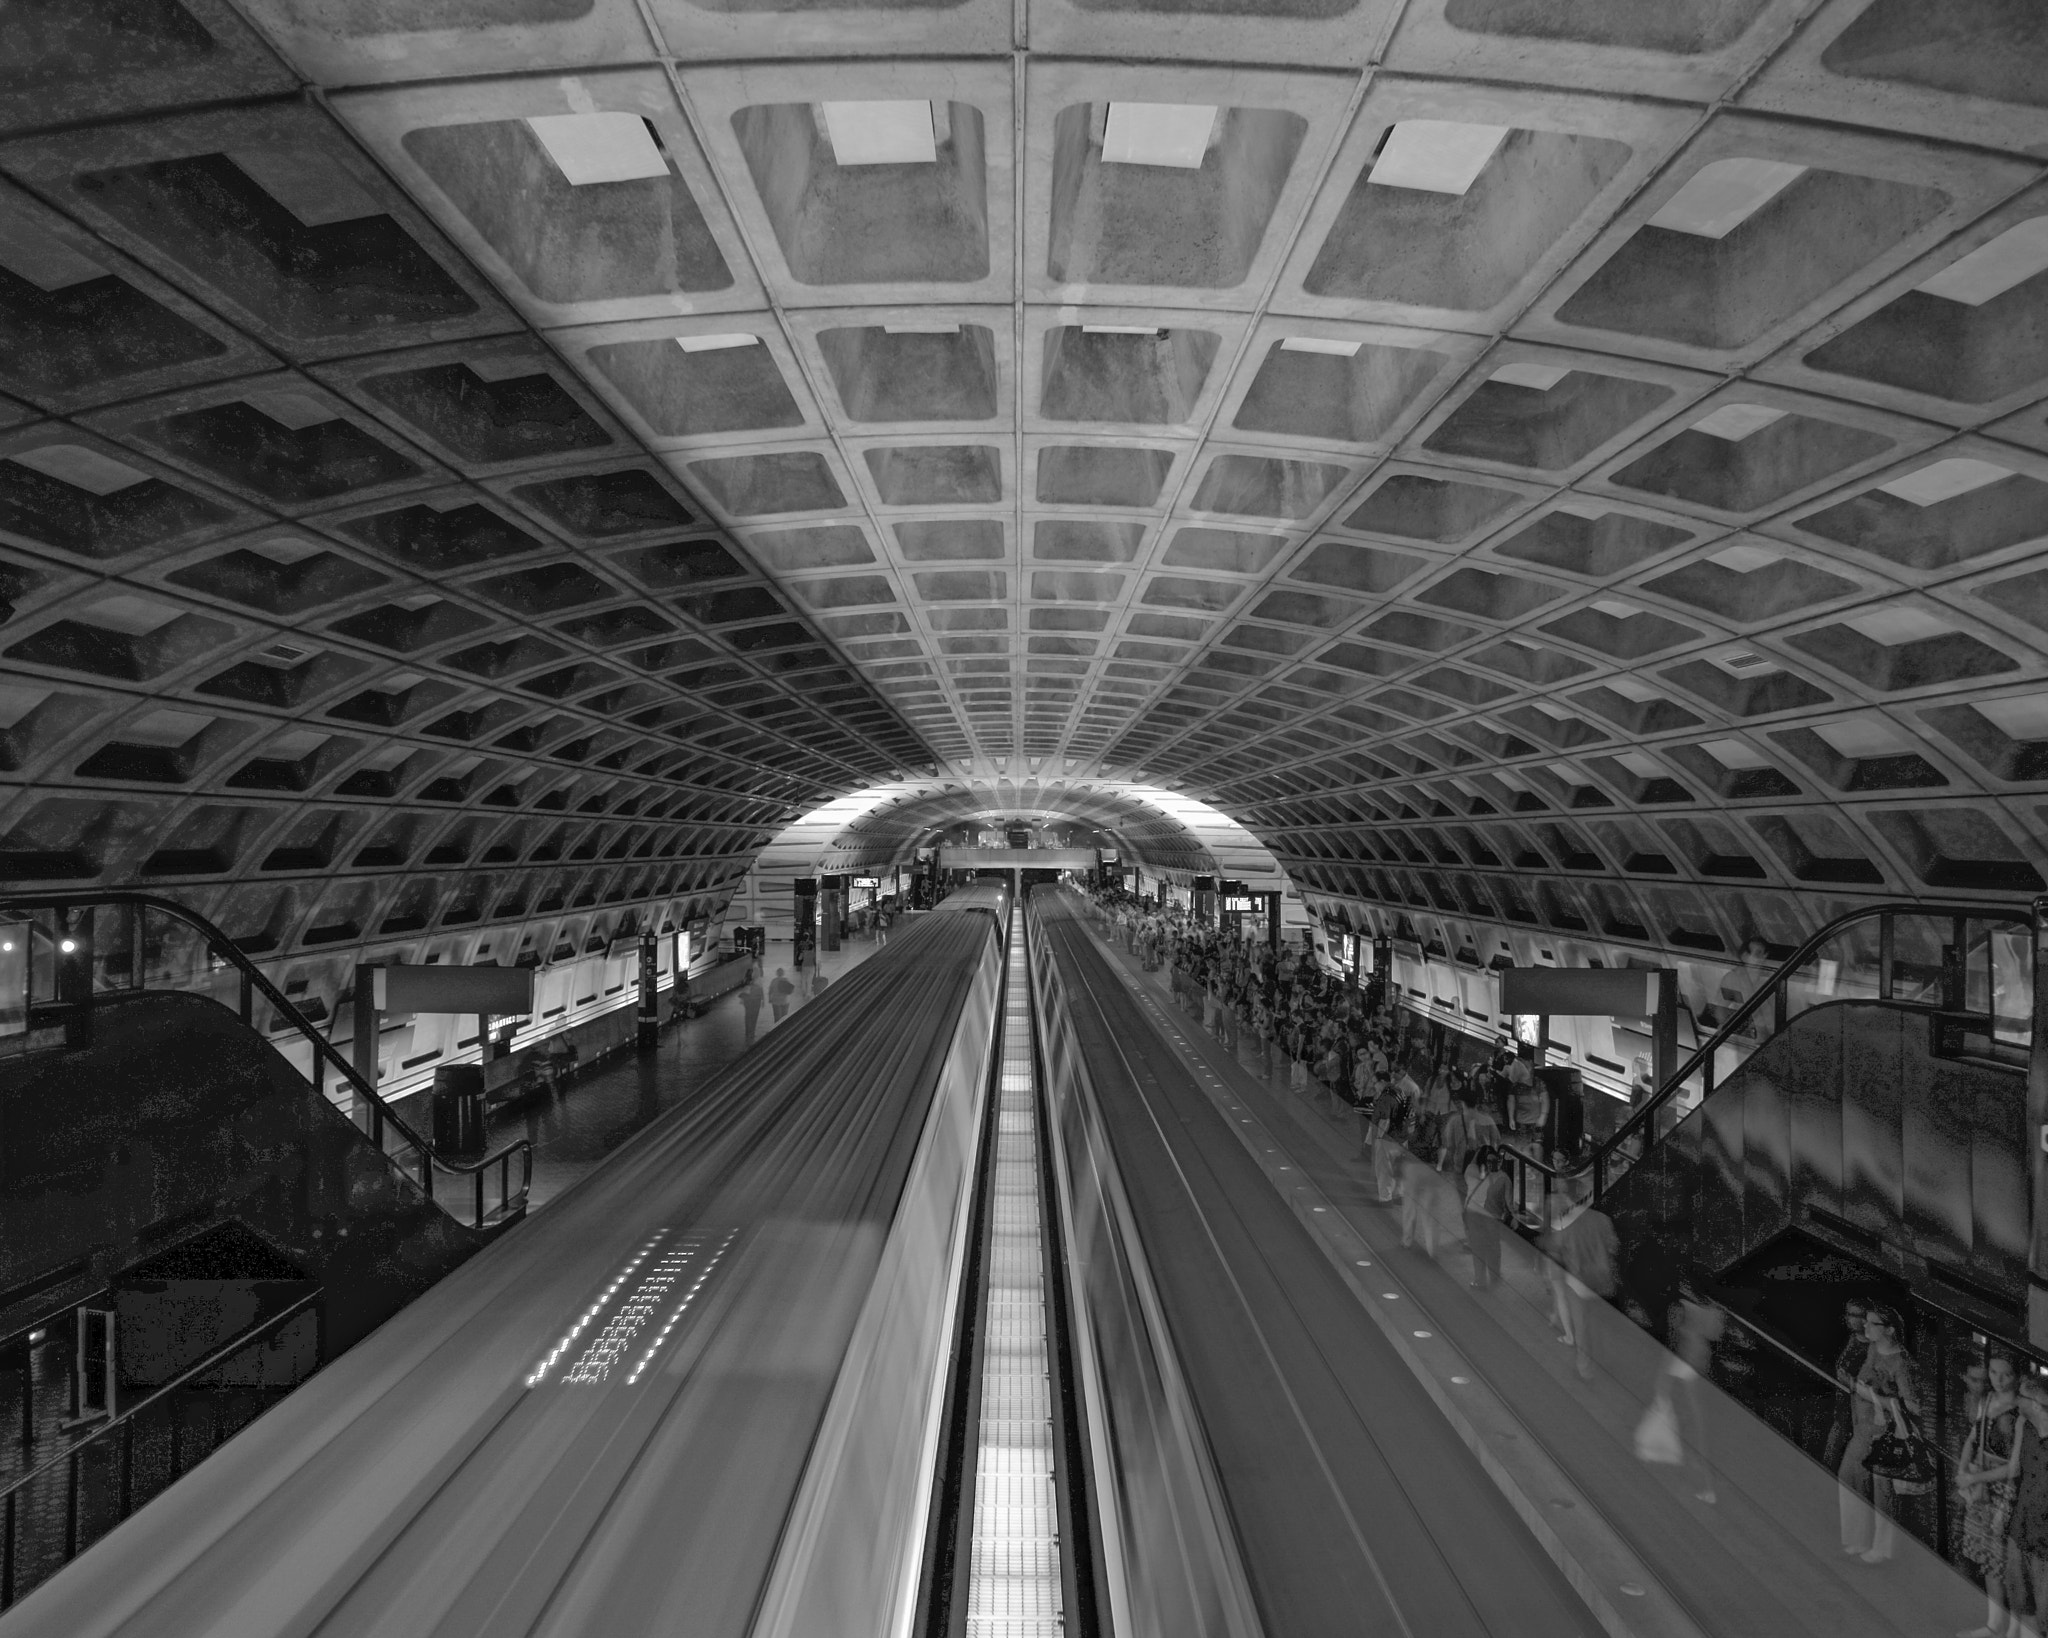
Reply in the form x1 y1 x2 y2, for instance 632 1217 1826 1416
1497 897 2034 1192
0 889 532 1210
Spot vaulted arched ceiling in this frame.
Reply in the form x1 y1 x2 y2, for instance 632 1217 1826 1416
4 0 2047 974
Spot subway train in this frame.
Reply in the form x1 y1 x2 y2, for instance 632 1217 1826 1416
2 905 1005 1638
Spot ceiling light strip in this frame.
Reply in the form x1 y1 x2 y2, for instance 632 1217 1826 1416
963 901 1064 1634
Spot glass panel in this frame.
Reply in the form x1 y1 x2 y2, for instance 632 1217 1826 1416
1782 914 1885 1027
1975 919 2031 1046
92 904 135 992
1890 913 1951 1006
25 915 60 1006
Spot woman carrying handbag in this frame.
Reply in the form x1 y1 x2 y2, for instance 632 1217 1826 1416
1838 1303 1921 1564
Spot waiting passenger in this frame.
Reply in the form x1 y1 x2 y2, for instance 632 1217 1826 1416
768 968 795 1023
739 970 764 1045
1463 1149 1511 1290
2008 1377 2048 1633
1822 1299 1869 1476
1956 1353 2022 1638
1837 1302 1918 1564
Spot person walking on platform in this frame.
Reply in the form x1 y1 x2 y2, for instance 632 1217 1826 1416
767 967 795 1024
1663 1283 1726 1505
740 970 764 1045
1464 1149 1510 1289
1837 1302 1918 1564
1545 1181 1618 1381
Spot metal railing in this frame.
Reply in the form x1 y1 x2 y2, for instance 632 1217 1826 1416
1489 899 2033 1224
0 891 529 1231
0 1289 322 1610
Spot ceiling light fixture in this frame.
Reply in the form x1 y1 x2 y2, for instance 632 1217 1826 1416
1691 403 1787 441
1490 361 1572 391
9 443 149 494
1368 120 1509 195
821 100 937 166
526 113 670 185
1649 158 1807 239
1102 102 1218 169
1878 457 2011 506
1916 218 2048 306
1280 337 1361 357
675 333 759 353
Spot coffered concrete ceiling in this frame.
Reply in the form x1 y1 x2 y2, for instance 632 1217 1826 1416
6 0 2048 966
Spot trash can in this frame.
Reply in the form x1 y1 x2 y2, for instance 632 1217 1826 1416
432 1064 485 1155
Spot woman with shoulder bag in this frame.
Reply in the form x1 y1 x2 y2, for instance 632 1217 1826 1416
1838 1302 1921 1564
1956 1353 2021 1638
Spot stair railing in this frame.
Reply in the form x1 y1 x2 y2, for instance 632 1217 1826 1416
0 890 529 1231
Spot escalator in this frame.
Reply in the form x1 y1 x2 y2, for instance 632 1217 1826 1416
1537 902 2036 1343
1487 900 2038 1563
0 890 530 1608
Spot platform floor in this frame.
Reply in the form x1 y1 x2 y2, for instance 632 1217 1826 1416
484 936 883 1211
1081 909 1984 1638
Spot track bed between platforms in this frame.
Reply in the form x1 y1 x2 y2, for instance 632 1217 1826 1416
3 910 1000 1638
1036 903 1600 1638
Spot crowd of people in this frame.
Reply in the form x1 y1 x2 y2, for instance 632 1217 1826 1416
1096 886 1553 1165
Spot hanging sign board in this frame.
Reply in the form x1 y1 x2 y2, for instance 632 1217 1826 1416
1499 966 1662 1020
373 964 534 1016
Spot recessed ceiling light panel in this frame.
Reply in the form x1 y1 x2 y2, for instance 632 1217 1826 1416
1877 457 2011 506
1368 120 1509 196
1691 403 1787 441
1648 158 1807 239
821 101 937 167
1489 361 1572 391
1102 102 1218 169
675 333 759 353
1916 218 2048 307
526 113 670 186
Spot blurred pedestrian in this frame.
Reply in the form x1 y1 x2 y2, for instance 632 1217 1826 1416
1956 1353 2021 1638
1546 1179 1618 1381
1838 1302 1918 1564
739 971 764 1044
1822 1298 1870 1476
1664 1282 1726 1504
768 967 794 1023
1464 1148 1511 1290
